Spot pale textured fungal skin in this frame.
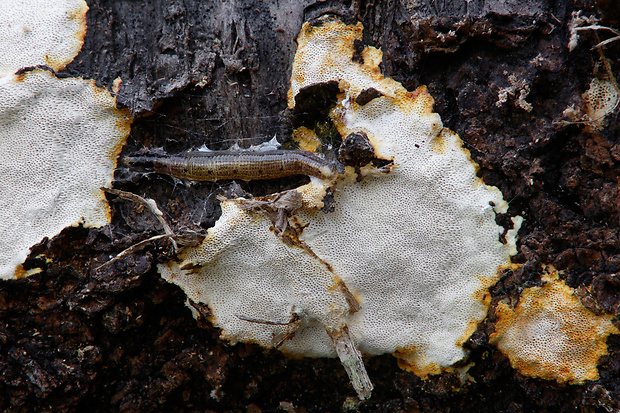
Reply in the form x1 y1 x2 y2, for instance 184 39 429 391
298 124 513 376
161 20 519 380
287 22 405 110
490 268 619 384
0 0 88 76
159 200 351 357
0 69 131 279
292 20 518 376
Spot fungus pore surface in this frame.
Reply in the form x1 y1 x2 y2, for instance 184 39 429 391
0 0 88 76
490 267 619 384
160 20 519 379
583 78 619 129
0 69 131 279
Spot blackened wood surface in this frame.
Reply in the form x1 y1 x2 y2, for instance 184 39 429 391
1 0 620 411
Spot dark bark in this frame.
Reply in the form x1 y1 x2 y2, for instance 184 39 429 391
1 0 619 411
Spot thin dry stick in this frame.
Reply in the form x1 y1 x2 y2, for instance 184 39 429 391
102 187 178 251
574 24 620 36
596 35 620 49
591 31 620 122
95 234 172 270
235 312 303 349
235 313 299 326
328 326 374 400
593 32 620 95
96 188 180 270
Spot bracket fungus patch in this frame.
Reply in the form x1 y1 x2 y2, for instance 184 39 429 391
160 20 520 398
490 267 619 384
0 0 88 76
0 69 131 279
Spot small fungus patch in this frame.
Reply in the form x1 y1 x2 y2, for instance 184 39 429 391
0 0 88 76
560 77 619 130
490 267 619 384
0 69 131 279
495 73 533 112
160 20 520 397
583 78 619 129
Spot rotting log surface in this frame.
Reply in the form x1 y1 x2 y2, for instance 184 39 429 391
1 0 620 411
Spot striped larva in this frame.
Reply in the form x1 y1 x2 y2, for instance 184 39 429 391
124 149 337 181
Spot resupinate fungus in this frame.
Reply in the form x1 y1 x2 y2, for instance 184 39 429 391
158 19 522 399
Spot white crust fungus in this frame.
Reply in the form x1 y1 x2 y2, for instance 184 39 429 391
0 69 131 279
160 20 519 394
160 200 352 357
0 0 88 76
291 20 518 376
490 267 619 384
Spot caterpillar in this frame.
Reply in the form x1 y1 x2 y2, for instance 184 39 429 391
124 149 337 181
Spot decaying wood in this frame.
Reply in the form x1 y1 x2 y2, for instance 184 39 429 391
2 0 619 411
